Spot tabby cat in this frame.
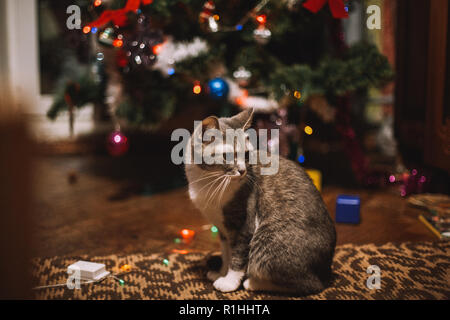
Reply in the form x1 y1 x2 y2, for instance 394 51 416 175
184 108 336 294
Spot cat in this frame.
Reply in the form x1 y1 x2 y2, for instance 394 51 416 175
184 108 336 295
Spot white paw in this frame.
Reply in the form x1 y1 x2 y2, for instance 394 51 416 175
207 271 220 282
213 276 241 292
243 278 253 291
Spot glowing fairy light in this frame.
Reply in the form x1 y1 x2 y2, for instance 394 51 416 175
113 39 123 48
304 126 313 135
256 14 267 24
113 134 122 143
193 83 202 94
153 44 163 55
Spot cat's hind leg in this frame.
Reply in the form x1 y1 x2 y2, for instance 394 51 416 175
243 277 296 293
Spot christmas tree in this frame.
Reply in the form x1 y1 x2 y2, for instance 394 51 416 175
47 0 393 184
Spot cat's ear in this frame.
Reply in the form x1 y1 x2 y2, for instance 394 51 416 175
231 108 254 130
201 116 220 132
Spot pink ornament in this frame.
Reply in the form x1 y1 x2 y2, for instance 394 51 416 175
107 131 129 156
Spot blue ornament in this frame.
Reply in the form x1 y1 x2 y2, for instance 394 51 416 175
207 78 229 100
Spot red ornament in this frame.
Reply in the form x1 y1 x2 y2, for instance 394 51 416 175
107 131 129 156
303 0 348 19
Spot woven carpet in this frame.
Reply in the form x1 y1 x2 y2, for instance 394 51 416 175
32 241 450 300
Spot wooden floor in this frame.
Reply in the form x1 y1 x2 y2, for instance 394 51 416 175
31 155 435 258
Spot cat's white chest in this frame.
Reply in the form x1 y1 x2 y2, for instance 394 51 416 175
186 167 241 235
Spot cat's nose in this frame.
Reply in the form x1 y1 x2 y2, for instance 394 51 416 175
238 169 246 176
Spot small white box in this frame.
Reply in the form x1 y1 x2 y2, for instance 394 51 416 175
67 261 110 281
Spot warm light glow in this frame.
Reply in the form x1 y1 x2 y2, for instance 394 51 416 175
180 228 195 240
94 0 102 7
213 14 220 21
120 264 131 272
113 39 123 48
153 44 163 55
256 14 267 24
83 26 91 34
193 84 202 94
172 249 189 254
294 91 301 99
113 134 122 143
304 125 313 135
235 90 248 106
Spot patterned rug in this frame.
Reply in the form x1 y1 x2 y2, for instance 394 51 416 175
32 241 450 300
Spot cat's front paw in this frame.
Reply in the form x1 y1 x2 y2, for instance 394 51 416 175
213 275 242 292
243 278 253 291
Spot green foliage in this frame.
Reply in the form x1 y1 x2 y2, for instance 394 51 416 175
48 0 393 126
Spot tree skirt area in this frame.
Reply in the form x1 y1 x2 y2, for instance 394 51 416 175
32 241 450 300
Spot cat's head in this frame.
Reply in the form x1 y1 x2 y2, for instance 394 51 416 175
187 108 255 179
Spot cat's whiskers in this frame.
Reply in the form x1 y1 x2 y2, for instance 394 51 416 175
200 174 227 209
205 175 228 208
195 174 224 193
218 176 231 205
188 172 221 185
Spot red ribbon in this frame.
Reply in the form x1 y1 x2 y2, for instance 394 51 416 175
303 0 349 19
88 0 153 28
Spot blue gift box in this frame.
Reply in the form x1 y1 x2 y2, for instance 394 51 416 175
335 195 360 224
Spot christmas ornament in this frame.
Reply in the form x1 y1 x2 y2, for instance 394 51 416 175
253 25 271 44
107 130 129 157
207 77 229 99
302 0 349 19
233 66 252 87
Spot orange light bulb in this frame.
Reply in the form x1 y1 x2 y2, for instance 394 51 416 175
83 26 91 34
113 39 123 48
152 44 163 55
193 83 202 94
180 229 195 241
256 14 266 24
